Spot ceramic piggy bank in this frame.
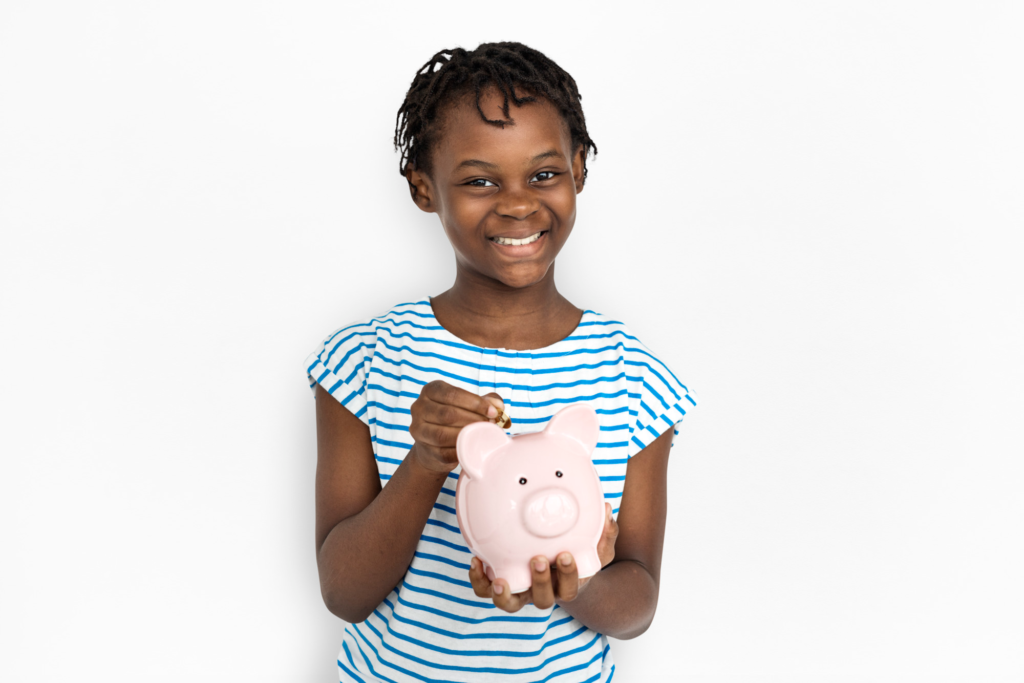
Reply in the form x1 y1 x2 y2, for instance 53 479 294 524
455 403 605 594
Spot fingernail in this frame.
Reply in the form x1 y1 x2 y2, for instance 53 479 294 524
493 584 504 595
559 554 572 567
487 405 498 418
534 558 547 572
470 557 477 569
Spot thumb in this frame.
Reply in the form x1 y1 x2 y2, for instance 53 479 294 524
482 394 510 428
597 503 618 567
482 393 505 414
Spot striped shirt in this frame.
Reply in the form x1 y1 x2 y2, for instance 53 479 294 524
304 298 698 683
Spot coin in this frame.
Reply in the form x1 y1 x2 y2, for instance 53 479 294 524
497 410 512 429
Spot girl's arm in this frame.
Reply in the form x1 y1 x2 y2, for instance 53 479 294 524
551 427 672 638
314 381 500 623
468 426 674 639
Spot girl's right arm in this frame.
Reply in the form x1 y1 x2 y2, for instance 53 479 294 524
314 380 501 623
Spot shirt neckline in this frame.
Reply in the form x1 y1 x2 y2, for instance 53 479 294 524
423 296 590 354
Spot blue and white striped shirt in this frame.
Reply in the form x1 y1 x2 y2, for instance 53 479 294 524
305 298 698 683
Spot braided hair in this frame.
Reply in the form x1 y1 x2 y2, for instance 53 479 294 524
394 42 597 198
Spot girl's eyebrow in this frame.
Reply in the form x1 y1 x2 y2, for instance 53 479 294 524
455 149 562 172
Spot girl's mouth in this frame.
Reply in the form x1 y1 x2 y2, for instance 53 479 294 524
489 230 548 247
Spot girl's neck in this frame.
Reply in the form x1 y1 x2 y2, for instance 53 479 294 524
430 265 583 351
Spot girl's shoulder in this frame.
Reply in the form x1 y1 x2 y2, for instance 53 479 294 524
302 298 433 415
574 310 689 380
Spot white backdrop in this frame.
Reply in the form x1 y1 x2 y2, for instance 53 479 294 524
1 2 1022 681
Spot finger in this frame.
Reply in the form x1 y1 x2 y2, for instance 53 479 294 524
491 579 528 613
468 557 493 599
419 399 496 428
423 380 500 419
553 552 580 602
528 556 556 610
597 503 619 567
410 422 462 449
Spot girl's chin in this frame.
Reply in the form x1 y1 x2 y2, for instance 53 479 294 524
486 263 554 290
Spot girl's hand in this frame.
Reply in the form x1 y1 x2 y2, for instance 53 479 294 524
468 503 619 612
409 380 504 474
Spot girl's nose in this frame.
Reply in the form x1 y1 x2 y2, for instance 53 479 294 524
495 188 540 220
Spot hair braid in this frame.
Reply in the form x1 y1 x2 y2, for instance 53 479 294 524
393 42 597 198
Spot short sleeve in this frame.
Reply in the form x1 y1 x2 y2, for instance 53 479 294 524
626 353 698 459
303 322 377 425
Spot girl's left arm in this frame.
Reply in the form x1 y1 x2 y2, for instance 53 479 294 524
469 426 674 639
551 426 673 639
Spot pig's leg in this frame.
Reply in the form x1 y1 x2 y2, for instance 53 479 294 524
492 563 533 596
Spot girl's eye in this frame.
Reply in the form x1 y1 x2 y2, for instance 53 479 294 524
467 178 496 187
532 171 557 182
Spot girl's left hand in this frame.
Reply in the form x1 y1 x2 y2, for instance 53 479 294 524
467 503 619 612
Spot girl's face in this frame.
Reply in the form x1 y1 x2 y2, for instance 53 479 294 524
407 88 586 290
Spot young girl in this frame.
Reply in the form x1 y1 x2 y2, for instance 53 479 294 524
305 42 698 682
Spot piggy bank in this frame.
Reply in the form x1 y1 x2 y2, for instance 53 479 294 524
454 403 605 594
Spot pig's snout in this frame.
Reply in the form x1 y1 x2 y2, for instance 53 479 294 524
522 488 579 538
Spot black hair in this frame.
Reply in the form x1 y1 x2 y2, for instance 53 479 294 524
393 41 597 198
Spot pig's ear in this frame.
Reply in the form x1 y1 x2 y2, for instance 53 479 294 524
456 421 510 479
543 404 600 453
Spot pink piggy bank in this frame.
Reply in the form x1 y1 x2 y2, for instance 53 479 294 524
455 403 605 594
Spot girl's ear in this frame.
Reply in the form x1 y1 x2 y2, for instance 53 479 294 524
572 144 586 194
406 166 437 213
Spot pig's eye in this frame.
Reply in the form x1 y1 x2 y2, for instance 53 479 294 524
555 471 563 478
518 477 527 485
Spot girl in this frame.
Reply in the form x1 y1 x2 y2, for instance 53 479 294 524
305 42 698 682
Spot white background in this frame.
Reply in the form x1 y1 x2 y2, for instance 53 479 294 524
1 1 1021 681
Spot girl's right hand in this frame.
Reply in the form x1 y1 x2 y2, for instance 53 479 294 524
409 380 505 474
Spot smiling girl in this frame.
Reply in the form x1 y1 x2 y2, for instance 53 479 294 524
305 42 699 682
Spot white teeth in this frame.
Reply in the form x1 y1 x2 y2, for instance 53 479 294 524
492 231 544 246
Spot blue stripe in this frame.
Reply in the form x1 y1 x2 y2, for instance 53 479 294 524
393 589 551 624
369 366 426 388
418 534 471 554
370 419 410 433
348 631 408 683
405 565 472 589
373 346 641 393
366 383 419 401
337 654 366 683
396 578 493 609
355 618 601 674
372 436 414 451
328 339 374 376
412 551 468 571
382 595 574 640
433 502 456 516
378 322 691 398
425 518 461 535
366 402 411 415
369 603 590 658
